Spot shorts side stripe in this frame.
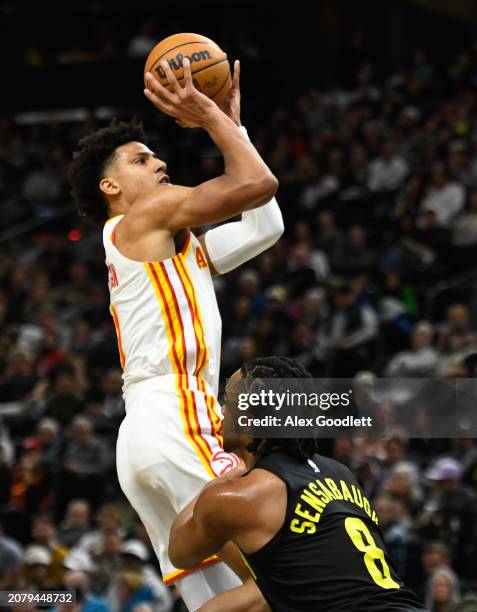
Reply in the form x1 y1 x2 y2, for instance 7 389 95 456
163 555 221 585
110 304 126 368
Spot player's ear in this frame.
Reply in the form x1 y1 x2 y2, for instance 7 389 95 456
100 176 120 197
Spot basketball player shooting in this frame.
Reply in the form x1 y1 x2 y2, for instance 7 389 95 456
68 57 283 611
169 357 428 612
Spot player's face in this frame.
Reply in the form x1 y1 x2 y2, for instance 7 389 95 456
106 141 169 204
222 369 249 452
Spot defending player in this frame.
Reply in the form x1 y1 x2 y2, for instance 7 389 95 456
68 58 283 611
169 357 428 612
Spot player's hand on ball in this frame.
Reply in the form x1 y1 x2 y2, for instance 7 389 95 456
144 58 216 128
219 60 241 127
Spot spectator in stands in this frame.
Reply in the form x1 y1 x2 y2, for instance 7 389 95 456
290 221 330 283
286 244 324 298
296 287 327 333
417 541 453 600
102 370 124 421
2 349 38 402
30 513 68 585
93 530 123 571
382 461 423 522
374 494 411 580
425 566 461 612
22 544 58 590
341 143 369 201
43 366 84 427
9 437 54 517
33 329 66 379
378 272 419 355
120 540 173 612
316 283 378 376
116 571 154 612
333 225 376 273
222 299 255 371
315 210 344 261
76 504 124 556
287 322 317 372
0 417 14 469
35 418 61 466
421 458 477 579
385 321 440 377
58 499 91 548
236 268 266 320
452 190 477 246
60 416 110 512
58 569 110 612
437 304 477 376
368 140 409 193
419 163 465 227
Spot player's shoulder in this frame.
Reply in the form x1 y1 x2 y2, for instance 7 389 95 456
126 184 193 229
200 468 283 504
197 469 284 528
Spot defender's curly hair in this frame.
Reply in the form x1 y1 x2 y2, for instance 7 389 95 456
240 356 319 461
69 119 146 224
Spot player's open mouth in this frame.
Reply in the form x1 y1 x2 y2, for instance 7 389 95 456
158 175 170 184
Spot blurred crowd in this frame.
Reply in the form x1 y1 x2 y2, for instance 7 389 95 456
2 26 477 612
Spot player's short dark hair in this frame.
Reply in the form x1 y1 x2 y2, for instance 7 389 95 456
69 118 146 224
240 356 319 461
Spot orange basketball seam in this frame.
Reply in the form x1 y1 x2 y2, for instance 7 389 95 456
211 71 232 100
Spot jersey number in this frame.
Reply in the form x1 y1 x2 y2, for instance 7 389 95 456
344 517 400 590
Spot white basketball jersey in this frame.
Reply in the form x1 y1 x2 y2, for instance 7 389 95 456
103 215 222 395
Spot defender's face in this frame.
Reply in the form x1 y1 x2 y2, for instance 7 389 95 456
104 141 169 204
222 369 247 452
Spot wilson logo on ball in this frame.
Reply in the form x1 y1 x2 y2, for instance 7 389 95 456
210 451 242 476
155 50 212 78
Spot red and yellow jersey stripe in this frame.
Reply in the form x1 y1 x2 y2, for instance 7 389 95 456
144 247 221 479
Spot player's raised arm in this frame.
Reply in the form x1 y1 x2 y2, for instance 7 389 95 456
198 60 284 275
143 58 278 230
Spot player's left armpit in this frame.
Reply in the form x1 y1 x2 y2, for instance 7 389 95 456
204 197 284 274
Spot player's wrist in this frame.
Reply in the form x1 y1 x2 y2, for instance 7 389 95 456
239 125 249 140
201 105 226 130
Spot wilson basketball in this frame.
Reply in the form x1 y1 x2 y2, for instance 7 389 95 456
144 33 231 106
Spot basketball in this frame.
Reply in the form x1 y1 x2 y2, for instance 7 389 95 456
144 33 232 106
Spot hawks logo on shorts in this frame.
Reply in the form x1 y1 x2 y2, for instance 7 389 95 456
210 450 243 476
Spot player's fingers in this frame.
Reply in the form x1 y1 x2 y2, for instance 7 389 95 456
143 88 179 117
161 60 182 94
145 73 176 103
182 57 194 90
232 60 240 90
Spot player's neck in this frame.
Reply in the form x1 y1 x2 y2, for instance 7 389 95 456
109 195 132 218
235 447 260 471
